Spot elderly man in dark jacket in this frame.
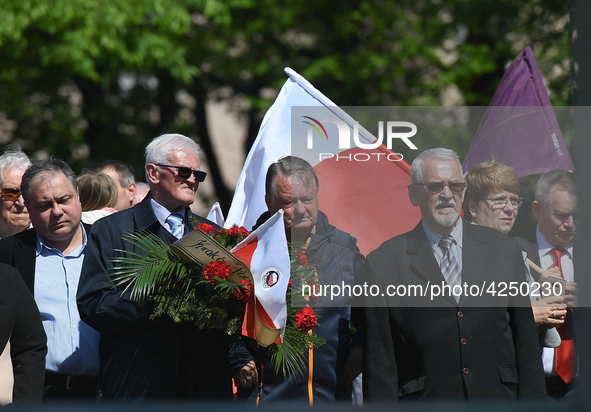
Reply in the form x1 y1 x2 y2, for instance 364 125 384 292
231 156 365 404
77 134 228 400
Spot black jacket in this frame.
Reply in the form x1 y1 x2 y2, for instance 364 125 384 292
363 220 546 401
76 195 232 400
231 210 365 403
0 263 47 403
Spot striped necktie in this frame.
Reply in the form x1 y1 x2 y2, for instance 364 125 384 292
439 235 461 302
166 213 184 239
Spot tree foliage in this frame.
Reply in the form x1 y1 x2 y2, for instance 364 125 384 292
0 0 572 212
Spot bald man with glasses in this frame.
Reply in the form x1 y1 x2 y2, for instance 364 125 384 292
77 133 229 400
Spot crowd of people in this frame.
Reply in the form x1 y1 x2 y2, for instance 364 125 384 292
0 137 578 405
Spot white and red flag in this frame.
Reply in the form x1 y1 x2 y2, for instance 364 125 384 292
225 67 420 255
231 210 290 346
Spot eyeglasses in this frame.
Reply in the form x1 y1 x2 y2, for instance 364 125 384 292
414 181 466 194
155 164 207 182
1 188 22 201
486 196 523 210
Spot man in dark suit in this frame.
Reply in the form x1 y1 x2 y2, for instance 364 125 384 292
0 157 99 399
230 156 365 404
363 147 546 401
76 133 232 400
515 169 577 399
0 263 46 404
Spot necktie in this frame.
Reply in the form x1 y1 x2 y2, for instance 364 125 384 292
166 213 184 239
439 235 461 302
549 247 576 384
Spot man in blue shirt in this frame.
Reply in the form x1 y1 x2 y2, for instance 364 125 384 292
0 157 99 399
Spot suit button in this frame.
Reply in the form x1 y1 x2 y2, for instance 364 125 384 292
463 368 469 375
457 311 464 318
461 338 467 345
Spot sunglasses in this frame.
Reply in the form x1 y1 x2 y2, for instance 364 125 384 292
155 164 207 182
1 187 22 201
415 181 466 194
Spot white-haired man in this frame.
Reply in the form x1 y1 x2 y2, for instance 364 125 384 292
77 134 229 400
0 145 32 238
363 148 545 401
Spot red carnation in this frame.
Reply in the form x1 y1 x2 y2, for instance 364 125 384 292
296 249 308 267
197 223 217 234
288 278 292 288
214 228 229 239
238 226 250 237
203 261 230 283
233 280 254 302
295 307 317 332
227 227 240 237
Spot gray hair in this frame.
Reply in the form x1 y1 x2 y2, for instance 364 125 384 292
0 145 32 185
534 169 576 206
145 133 201 173
410 147 462 184
21 157 78 205
265 156 319 201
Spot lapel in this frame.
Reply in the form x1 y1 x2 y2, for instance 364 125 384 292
407 221 458 306
12 229 38 295
406 220 489 307
459 222 487 307
132 195 210 246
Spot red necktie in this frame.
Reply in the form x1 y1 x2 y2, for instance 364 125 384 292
549 247 577 383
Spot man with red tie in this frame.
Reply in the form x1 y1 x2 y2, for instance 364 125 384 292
517 169 578 399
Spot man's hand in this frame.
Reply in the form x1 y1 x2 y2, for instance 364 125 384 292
532 296 567 329
538 267 562 283
564 281 578 307
233 360 258 389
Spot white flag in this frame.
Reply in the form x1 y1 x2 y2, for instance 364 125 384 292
224 68 335 230
231 210 290 345
206 202 225 227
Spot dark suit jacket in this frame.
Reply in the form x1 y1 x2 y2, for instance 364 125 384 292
0 224 92 295
76 194 232 400
0 263 47 402
363 220 546 401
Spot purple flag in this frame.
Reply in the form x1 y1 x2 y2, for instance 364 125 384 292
462 46 574 177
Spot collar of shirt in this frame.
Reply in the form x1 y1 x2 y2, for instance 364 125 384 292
35 224 87 258
423 219 464 252
150 196 188 229
423 219 463 267
535 225 574 281
535 225 573 259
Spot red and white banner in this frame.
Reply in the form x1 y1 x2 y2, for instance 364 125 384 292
231 210 290 346
225 67 420 256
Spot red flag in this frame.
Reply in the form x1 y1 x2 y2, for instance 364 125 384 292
315 146 419 256
231 210 290 346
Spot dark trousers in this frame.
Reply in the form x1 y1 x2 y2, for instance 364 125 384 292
43 371 97 400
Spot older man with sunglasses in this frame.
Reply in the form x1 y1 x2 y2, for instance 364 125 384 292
363 148 545 401
0 145 32 239
77 134 229 400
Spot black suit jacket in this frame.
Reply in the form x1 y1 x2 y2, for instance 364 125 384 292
0 263 47 402
363 220 546 401
76 195 232 400
0 224 92 295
